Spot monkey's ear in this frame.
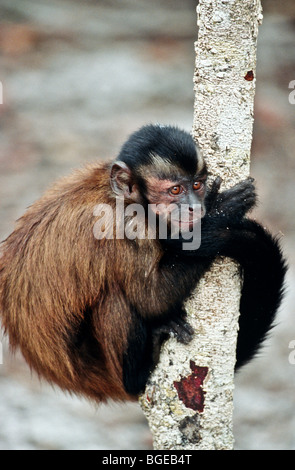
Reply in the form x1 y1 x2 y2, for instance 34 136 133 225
110 161 133 197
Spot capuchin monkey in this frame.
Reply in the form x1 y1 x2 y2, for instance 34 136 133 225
0 124 286 402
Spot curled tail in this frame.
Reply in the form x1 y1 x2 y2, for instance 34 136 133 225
222 219 287 368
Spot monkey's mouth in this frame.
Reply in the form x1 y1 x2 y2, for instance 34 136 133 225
169 206 205 230
170 217 200 231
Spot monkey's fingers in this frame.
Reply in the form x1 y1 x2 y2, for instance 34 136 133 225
207 177 256 222
205 176 223 212
211 176 223 191
218 177 257 217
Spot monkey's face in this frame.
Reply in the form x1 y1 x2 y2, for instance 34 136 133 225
145 174 207 236
110 124 208 245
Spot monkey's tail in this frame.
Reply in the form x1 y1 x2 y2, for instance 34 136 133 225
222 219 287 369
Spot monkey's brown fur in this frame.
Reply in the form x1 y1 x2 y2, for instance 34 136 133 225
0 163 162 401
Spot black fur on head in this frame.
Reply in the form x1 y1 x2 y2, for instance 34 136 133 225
117 124 201 177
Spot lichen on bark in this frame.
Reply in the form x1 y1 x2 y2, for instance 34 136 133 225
140 0 263 450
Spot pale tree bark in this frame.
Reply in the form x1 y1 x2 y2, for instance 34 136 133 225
140 0 263 450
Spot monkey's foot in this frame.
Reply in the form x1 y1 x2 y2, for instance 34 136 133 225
154 318 194 344
168 318 194 344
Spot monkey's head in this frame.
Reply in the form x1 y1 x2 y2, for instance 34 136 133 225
110 125 207 239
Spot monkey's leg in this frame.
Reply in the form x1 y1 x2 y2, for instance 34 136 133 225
122 308 194 396
122 314 155 396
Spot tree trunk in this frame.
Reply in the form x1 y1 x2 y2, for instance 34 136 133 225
140 0 263 450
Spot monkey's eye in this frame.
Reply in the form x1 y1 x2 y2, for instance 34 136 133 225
193 181 202 191
170 185 182 195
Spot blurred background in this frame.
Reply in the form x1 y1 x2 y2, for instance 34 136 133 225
0 0 295 450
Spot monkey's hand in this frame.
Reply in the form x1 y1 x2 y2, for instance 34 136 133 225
205 176 257 222
194 178 257 258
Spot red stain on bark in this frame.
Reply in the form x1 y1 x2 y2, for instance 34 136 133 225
244 70 254 81
174 361 208 412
